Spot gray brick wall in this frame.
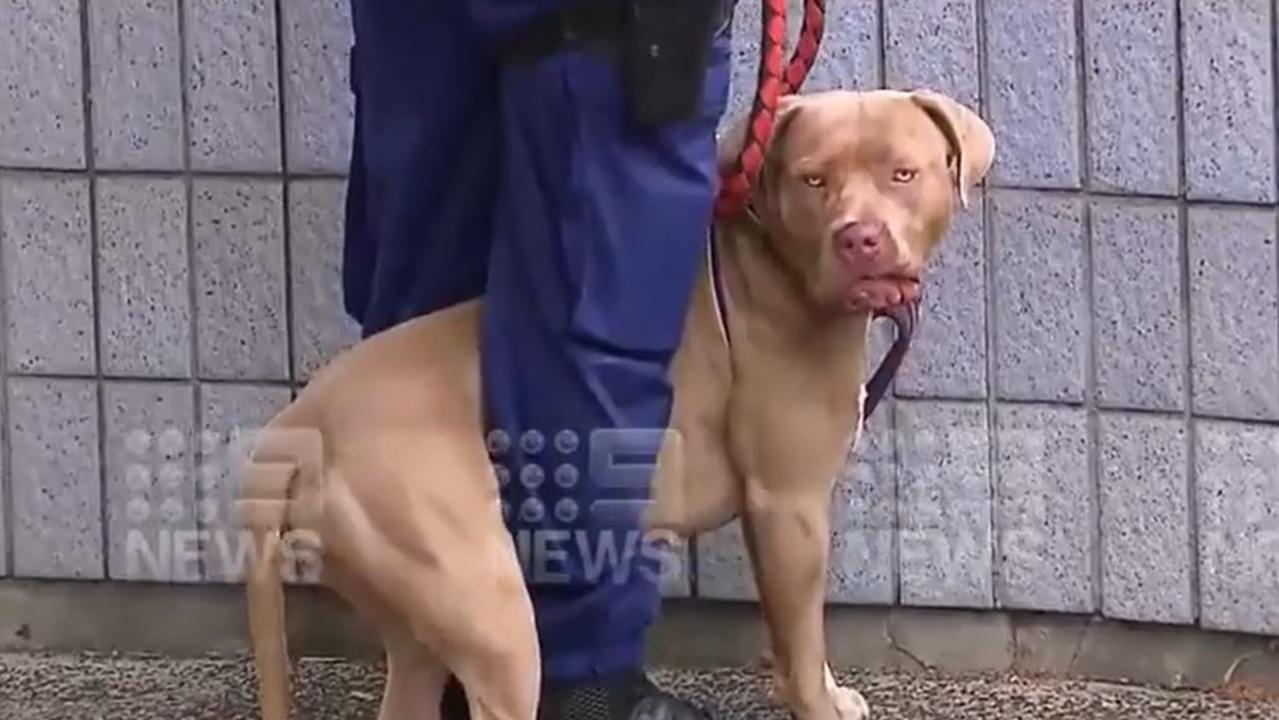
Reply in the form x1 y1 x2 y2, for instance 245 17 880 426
0 0 1276 639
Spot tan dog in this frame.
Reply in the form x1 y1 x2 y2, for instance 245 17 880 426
237 88 994 720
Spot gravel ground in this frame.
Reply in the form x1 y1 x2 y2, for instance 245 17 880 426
1 651 1276 719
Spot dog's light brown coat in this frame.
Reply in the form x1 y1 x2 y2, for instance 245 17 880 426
238 89 994 720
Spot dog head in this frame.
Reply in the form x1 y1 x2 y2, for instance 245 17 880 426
745 89 994 315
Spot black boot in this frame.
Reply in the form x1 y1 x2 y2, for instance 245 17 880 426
439 672 712 720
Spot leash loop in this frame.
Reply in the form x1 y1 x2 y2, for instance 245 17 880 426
862 301 919 425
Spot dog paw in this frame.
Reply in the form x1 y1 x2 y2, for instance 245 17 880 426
824 665 870 720
829 685 870 720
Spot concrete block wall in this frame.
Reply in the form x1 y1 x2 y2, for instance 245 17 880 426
0 0 1276 641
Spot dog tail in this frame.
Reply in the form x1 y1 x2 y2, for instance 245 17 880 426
238 421 311 720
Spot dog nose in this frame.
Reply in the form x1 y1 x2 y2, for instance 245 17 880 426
835 220 886 259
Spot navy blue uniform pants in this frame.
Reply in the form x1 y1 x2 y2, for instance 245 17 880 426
342 1 732 680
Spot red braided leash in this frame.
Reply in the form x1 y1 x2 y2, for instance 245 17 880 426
714 0 826 220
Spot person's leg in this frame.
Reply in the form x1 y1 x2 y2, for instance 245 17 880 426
341 4 503 714
344 1 735 715
477 5 733 712
342 0 500 337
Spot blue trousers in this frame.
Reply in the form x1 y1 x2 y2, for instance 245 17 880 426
342 1 732 680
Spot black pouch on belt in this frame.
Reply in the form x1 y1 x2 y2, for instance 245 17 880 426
621 0 723 128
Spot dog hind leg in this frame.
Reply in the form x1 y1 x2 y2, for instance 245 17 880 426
392 535 539 720
378 631 451 720
325 557 454 720
331 436 540 720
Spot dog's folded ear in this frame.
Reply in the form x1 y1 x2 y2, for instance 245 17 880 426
909 90 995 209
716 94 806 176
763 94 805 162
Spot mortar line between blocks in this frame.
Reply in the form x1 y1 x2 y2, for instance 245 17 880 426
876 0 887 89
1173 0 1188 202
687 533 699 599
0 175 12 577
883 0 904 596
1073 0 1089 187
1272 0 1279 206
275 0 299 586
80 0 111 582
4 371 297 389
889 394 901 606
1083 207 1102 617
1272 0 1279 631
273 0 298 388
1271 0 1279 419
1179 204 1199 626
158 374 1237 424
0 166 346 181
1073 0 1103 616
974 0 1001 609
983 185 1277 208
1271 0 1279 501
176 0 206 583
5 165 1278 204
1174 0 1200 627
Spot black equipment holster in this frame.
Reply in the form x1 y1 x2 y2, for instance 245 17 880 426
500 0 729 128
620 0 724 126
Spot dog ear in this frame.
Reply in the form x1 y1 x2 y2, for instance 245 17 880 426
763 94 805 167
717 94 806 178
909 90 995 209
757 94 806 198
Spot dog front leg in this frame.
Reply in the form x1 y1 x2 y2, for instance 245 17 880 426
742 484 869 720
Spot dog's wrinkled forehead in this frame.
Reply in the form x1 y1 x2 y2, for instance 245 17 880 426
765 89 995 208
775 93 945 172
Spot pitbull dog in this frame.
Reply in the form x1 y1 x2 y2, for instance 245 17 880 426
238 88 994 720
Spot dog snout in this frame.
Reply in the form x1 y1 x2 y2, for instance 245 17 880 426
834 220 887 263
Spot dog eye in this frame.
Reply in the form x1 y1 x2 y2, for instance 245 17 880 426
892 168 918 184
801 174 825 188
